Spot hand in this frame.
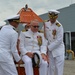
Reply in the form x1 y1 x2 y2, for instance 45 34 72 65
26 52 34 58
41 53 47 61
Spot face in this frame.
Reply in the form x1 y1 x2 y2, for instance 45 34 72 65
31 22 39 32
10 21 19 28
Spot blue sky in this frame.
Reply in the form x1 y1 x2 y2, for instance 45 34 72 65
0 0 75 21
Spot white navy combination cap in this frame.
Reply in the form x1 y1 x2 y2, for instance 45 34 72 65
0 21 6 27
5 14 20 22
48 9 60 15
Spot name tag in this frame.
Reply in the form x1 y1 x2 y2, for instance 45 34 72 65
25 36 31 38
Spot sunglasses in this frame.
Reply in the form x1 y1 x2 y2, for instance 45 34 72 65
32 26 39 28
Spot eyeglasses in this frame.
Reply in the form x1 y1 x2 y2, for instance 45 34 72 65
32 26 39 28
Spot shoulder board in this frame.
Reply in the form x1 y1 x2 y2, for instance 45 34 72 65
13 28 18 33
56 22 61 27
38 30 44 33
44 19 49 22
22 29 27 32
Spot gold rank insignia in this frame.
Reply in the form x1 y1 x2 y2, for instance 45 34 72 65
37 35 42 46
22 29 28 32
44 19 49 22
56 22 61 27
52 29 56 39
38 30 44 33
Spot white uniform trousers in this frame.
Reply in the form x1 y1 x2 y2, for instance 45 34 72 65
0 62 18 75
22 54 48 75
48 52 64 75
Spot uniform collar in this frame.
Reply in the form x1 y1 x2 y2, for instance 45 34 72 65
50 20 57 25
9 24 15 29
28 29 38 35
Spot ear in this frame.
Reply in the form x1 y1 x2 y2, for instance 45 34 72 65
56 15 58 18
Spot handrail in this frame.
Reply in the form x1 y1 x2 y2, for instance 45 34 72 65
66 50 75 60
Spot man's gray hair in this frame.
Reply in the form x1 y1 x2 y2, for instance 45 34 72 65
30 19 39 25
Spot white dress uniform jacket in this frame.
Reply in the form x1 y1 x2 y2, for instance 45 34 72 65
19 29 47 56
45 20 65 57
0 25 21 75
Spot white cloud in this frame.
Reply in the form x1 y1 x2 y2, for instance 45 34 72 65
0 0 75 21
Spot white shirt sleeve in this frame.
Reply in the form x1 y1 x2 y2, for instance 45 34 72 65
10 32 21 62
19 32 28 56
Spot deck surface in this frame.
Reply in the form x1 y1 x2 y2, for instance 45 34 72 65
16 60 75 75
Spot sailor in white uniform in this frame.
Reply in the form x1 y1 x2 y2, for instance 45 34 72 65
0 15 22 75
42 10 65 75
19 19 48 75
